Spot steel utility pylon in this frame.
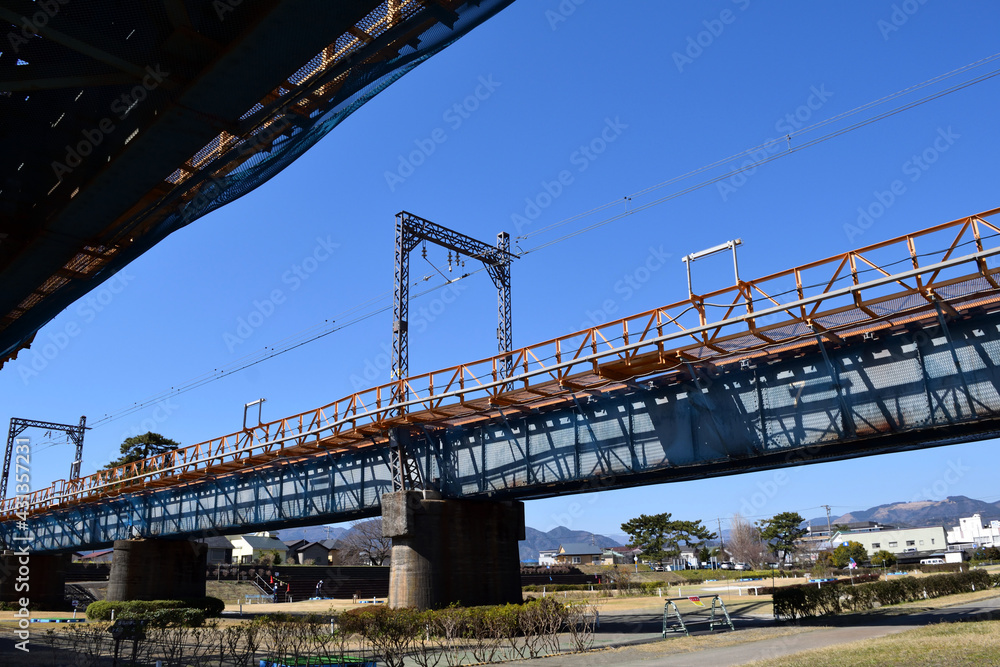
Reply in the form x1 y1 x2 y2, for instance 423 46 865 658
391 211 516 412
2 416 87 498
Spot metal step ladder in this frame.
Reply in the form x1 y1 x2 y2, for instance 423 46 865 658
662 595 735 637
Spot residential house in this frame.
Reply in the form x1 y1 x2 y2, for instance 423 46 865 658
284 539 309 563
946 514 1000 550
601 546 640 566
320 539 340 564
554 543 601 565
229 532 289 564
286 541 331 565
675 548 700 569
538 549 559 566
201 536 234 565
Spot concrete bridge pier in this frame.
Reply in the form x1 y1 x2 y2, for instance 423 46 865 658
383 490 524 609
0 551 70 608
107 539 207 601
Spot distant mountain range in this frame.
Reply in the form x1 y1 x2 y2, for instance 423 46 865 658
807 495 1000 530
263 523 622 562
518 526 623 562
272 525 349 543
260 494 999 559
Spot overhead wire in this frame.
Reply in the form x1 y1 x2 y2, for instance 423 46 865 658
88 269 485 427
83 53 1000 429
518 54 1000 251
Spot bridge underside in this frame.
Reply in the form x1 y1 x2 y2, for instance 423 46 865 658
10 307 1000 552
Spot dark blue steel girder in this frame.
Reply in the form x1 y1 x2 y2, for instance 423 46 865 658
7 308 1000 552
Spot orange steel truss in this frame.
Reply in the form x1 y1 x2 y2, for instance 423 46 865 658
5 207 1000 517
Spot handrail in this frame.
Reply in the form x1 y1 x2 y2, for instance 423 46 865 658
4 209 1000 518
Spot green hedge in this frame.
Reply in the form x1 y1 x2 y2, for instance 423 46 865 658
339 597 568 640
85 597 223 622
774 570 991 620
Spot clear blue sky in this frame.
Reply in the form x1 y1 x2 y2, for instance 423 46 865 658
4 1 1000 539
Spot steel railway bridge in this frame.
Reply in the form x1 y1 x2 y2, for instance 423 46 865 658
3 208 1000 554
3 1 1000 609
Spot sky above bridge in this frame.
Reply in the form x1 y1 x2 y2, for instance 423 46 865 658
3 1 1000 538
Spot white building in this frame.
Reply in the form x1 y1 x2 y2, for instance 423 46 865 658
832 525 946 558
538 549 558 566
946 514 1000 549
228 532 288 564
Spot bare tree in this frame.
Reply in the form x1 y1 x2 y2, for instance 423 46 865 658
727 513 769 568
338 518 392 565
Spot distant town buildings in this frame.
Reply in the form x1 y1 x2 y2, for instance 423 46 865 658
832 525 946 559
792 513 998 565
946 513 1000 550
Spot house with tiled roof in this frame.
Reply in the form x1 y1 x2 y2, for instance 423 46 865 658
554 543 602 565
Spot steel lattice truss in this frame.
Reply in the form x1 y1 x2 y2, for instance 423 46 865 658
391 211 515 409
3 208 1000 539
1 416 86 499
8 306 1000 552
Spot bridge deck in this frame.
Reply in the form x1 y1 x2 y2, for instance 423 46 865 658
4 209 1000 550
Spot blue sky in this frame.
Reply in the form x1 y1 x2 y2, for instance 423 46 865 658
4 1 1000 539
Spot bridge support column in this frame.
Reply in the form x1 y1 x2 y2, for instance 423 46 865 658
107 539 206 601
0 551 70 608
383 490 524 609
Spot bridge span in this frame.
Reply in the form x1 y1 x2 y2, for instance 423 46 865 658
3 208 1000 606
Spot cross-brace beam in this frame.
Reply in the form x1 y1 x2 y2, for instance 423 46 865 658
392 211 516 411
2 416 87 498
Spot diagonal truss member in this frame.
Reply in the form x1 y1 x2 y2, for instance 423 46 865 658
392 211 516 412
2 417 87 498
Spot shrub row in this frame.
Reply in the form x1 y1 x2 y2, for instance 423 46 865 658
774 570 991 620
759 573 881 595
520 565 581 576
338 597 596 667
85 597 224 622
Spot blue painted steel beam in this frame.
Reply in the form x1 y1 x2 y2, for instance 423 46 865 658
6 309 1000 552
